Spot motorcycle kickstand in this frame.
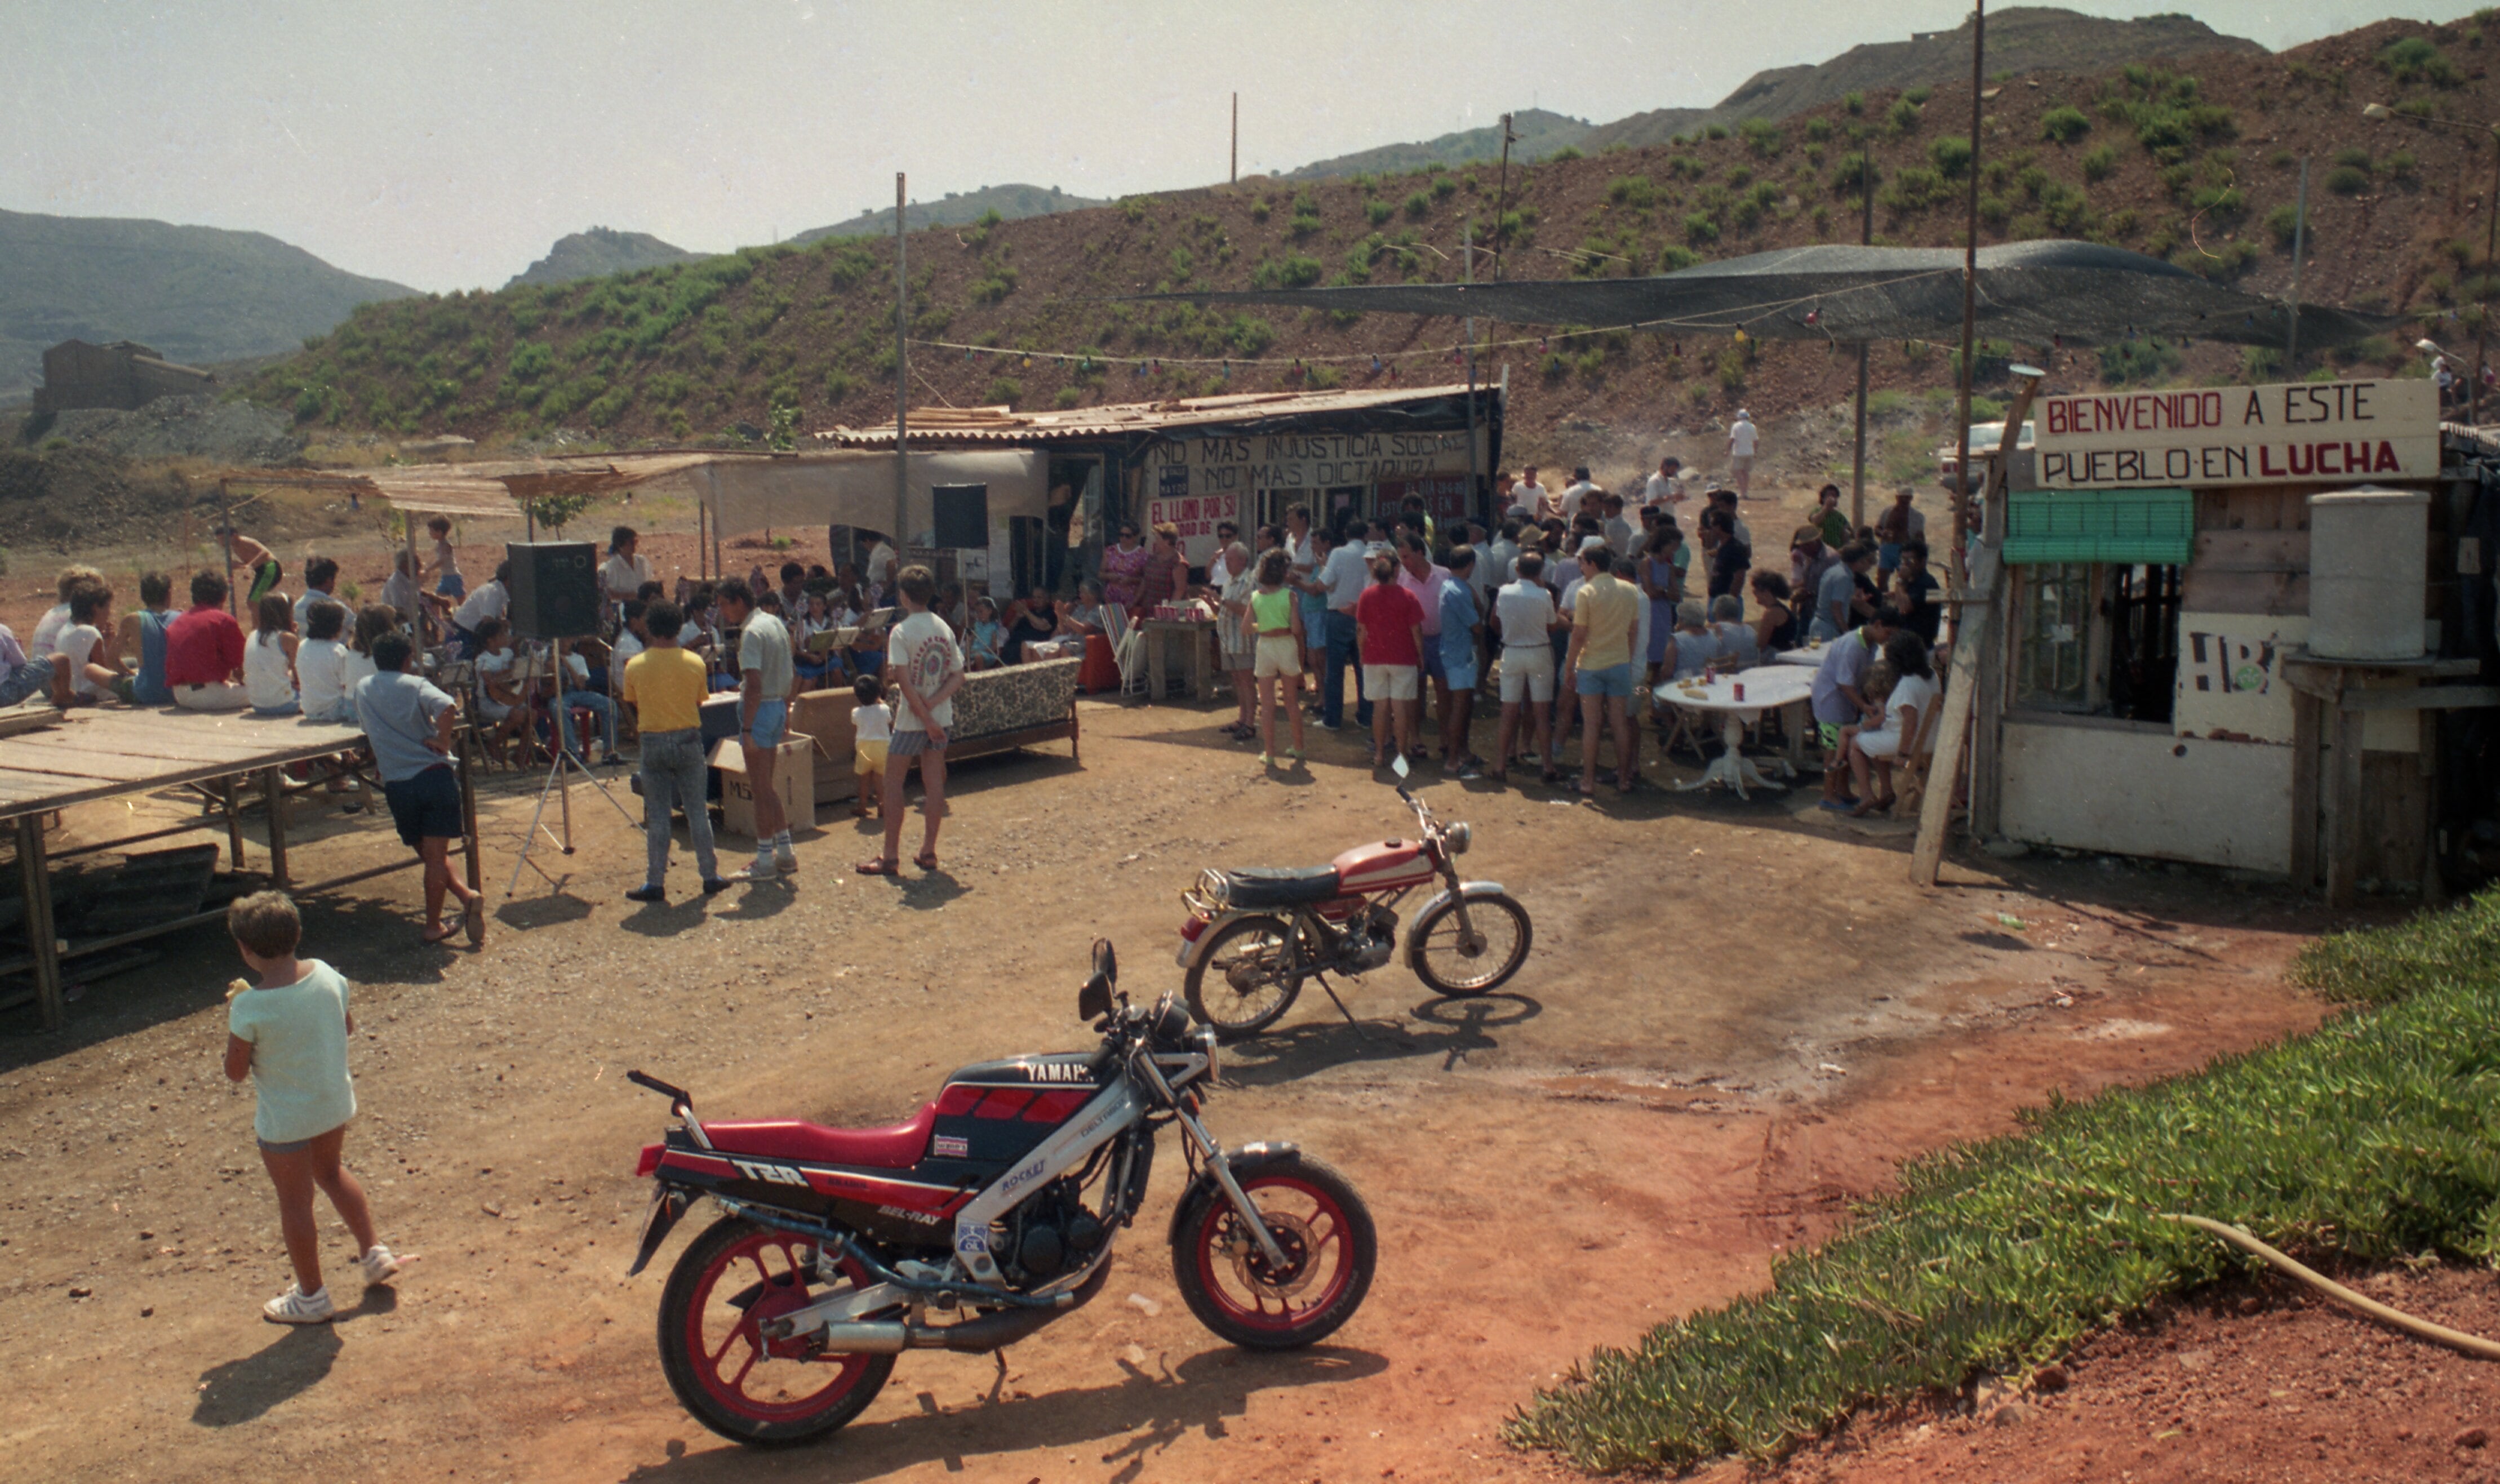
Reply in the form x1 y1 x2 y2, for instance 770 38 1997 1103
1313 974 1382 1046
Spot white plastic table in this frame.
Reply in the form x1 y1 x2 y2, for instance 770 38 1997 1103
1773 644 1833 667
1652 665 1817 797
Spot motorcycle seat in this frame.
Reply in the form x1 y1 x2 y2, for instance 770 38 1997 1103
701 1105 937 1170
1219 865 1343 908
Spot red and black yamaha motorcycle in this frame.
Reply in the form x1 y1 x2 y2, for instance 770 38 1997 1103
1175 758 1533 1039
626 941 1375 1447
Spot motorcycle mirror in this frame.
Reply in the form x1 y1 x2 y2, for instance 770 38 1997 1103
1078 971 1112 1022
1091 936 1118 987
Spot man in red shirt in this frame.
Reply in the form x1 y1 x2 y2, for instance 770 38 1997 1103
165 571 248 711
1354 556 1424 771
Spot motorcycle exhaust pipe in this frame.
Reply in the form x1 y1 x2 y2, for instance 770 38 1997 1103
812 1304 1064 1356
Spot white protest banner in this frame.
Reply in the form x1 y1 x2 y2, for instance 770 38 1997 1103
1144 485 1243 567
2032 378 2438 490
1141 428 1485 503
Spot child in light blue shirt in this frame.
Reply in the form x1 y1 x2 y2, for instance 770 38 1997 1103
223 891 403 1323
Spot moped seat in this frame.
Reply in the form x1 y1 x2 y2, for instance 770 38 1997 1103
703 1105 936 1170
1218 865 1343 908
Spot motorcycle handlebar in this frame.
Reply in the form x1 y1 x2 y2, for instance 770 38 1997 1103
628 1070 692 1109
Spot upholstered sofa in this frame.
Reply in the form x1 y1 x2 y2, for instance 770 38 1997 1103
788 656 1081 805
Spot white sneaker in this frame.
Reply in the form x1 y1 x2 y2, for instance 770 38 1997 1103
358 1244 402 1285
775 849 800 875
263 1283 335 1325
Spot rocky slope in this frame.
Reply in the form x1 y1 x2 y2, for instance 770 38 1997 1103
1285 108 1596 180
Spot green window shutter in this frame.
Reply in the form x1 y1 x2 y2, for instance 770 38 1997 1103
2004 487 2193 565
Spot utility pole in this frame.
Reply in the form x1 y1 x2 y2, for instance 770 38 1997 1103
894 172 909 558
1950 0 1986 598
1464 223 1481 522
1853 146 1873 528
2286 157 2310 368
1492 113 1516 282
1231 93 1238 184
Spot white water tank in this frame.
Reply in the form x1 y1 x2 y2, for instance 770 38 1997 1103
2306 487 2429 661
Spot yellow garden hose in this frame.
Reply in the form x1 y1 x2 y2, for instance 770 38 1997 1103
2162 1212 2500 1362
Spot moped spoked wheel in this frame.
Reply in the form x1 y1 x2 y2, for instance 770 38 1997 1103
1405 892 1533 997
656 1215 895 1447
1173 1153 1376 1349
1183 913 1305 1041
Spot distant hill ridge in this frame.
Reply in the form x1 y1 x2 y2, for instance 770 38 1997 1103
507 228 698 287
1283 108 1595 180
1585 6 2265 150
0 207 415 403
796 184 1104 243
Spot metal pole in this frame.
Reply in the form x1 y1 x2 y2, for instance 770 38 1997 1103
1492 113 1514 283
2286 156 2310 367
1231 92 1238 184
2478 130 2498 425
1853 146 1873 528
218 478 237 617
1951 0 1986 599
894 171 910 562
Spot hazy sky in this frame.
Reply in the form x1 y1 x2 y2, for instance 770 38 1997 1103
2 1 2472 292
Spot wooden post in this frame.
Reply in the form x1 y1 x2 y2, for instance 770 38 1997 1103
261 766 289 888
219 479 238 617
2289 687 2321 889
1910 543 1997 886
403 512 426 646
2327 703 2365 909
222 776 246 872
17 815 61 1032
1852 147 1872 528
1950 0 1987 598
459 736 483 897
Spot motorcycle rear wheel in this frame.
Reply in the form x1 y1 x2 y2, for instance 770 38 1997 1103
1172 1152 1376 1349
656 1214 895 1447
1406 892 1533 997
1183 913 1305 1040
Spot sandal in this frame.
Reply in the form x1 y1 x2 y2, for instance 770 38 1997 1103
1540 767 1561 785
419 923 458 945
462 897 486 948
855 857 901 876
914 852 940 870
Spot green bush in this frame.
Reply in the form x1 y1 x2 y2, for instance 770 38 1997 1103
1251 253 1325 290
2333 145 2373 170
1658 244 1703 272
2266 203 2311 248
1365 199 1393 226
2040 105 2092 144
984 377 1023 406
2326 164 2372 195
2081 144 2119 182
2100 68 2235 161
1432 175 1458 200
1404 190 1432 219
1886 95 1924 136
1829 151 1877 196
2100 336 2184 383
1739 118 1784 157
1510 890 2500 1473
1054 385 1085 410
1683 212 1720 245
2381 35 2464 87
1842 91 1864 114
1249 196 1271 222
1928 135 1974 178
1704 122 1730 140
1879 166 1953 214
1607 175 1659 209
1904 86 1933 105
1806 118 1831 143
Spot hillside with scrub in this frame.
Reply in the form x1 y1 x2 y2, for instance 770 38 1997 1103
246 17 2500 478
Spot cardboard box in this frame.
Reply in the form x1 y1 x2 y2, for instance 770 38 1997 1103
791 690 859 806
709 732 819 842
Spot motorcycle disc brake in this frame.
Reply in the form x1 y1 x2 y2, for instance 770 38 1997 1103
1222 1210 1317 1298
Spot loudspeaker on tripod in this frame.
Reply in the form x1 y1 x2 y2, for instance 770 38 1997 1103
506 541 601 639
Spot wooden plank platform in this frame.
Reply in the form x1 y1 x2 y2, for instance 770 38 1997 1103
0 709 367 821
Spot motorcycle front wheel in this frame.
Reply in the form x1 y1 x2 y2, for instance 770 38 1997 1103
1172 1152 1376 1349
656 1214 895 1447
1406 892 1533 996
1183 913 1305 1040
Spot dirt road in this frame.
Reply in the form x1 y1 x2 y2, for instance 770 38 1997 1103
0 695 2332 1483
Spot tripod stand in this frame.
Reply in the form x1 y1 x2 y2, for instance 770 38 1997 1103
507 636 636 896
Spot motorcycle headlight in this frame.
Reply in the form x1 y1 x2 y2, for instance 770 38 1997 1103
1445 821 1471 856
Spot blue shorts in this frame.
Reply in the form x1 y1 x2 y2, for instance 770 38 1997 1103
437 573 467 599
383 764 464 847
1444 655 1479 691
1576 662 1635 699
748 698 789 747
1420 647 1446 682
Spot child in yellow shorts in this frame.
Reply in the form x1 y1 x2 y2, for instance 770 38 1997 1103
850 674 891 819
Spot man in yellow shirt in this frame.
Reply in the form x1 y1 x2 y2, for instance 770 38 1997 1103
619 600 727 903
1562 546 1643 795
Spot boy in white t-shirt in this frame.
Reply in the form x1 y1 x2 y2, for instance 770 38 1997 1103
849 674 892 820
860 565 962 876
50 582 122 707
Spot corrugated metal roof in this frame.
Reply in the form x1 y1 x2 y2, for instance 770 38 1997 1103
820 382 1487 448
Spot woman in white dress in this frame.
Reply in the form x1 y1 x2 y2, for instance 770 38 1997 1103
1846 629 1940 816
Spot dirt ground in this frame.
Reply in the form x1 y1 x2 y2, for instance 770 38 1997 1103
0 659 2357 1484
1757 1266 2500 1484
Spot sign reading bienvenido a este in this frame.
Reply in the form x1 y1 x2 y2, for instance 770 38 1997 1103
2031 377 2439 490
